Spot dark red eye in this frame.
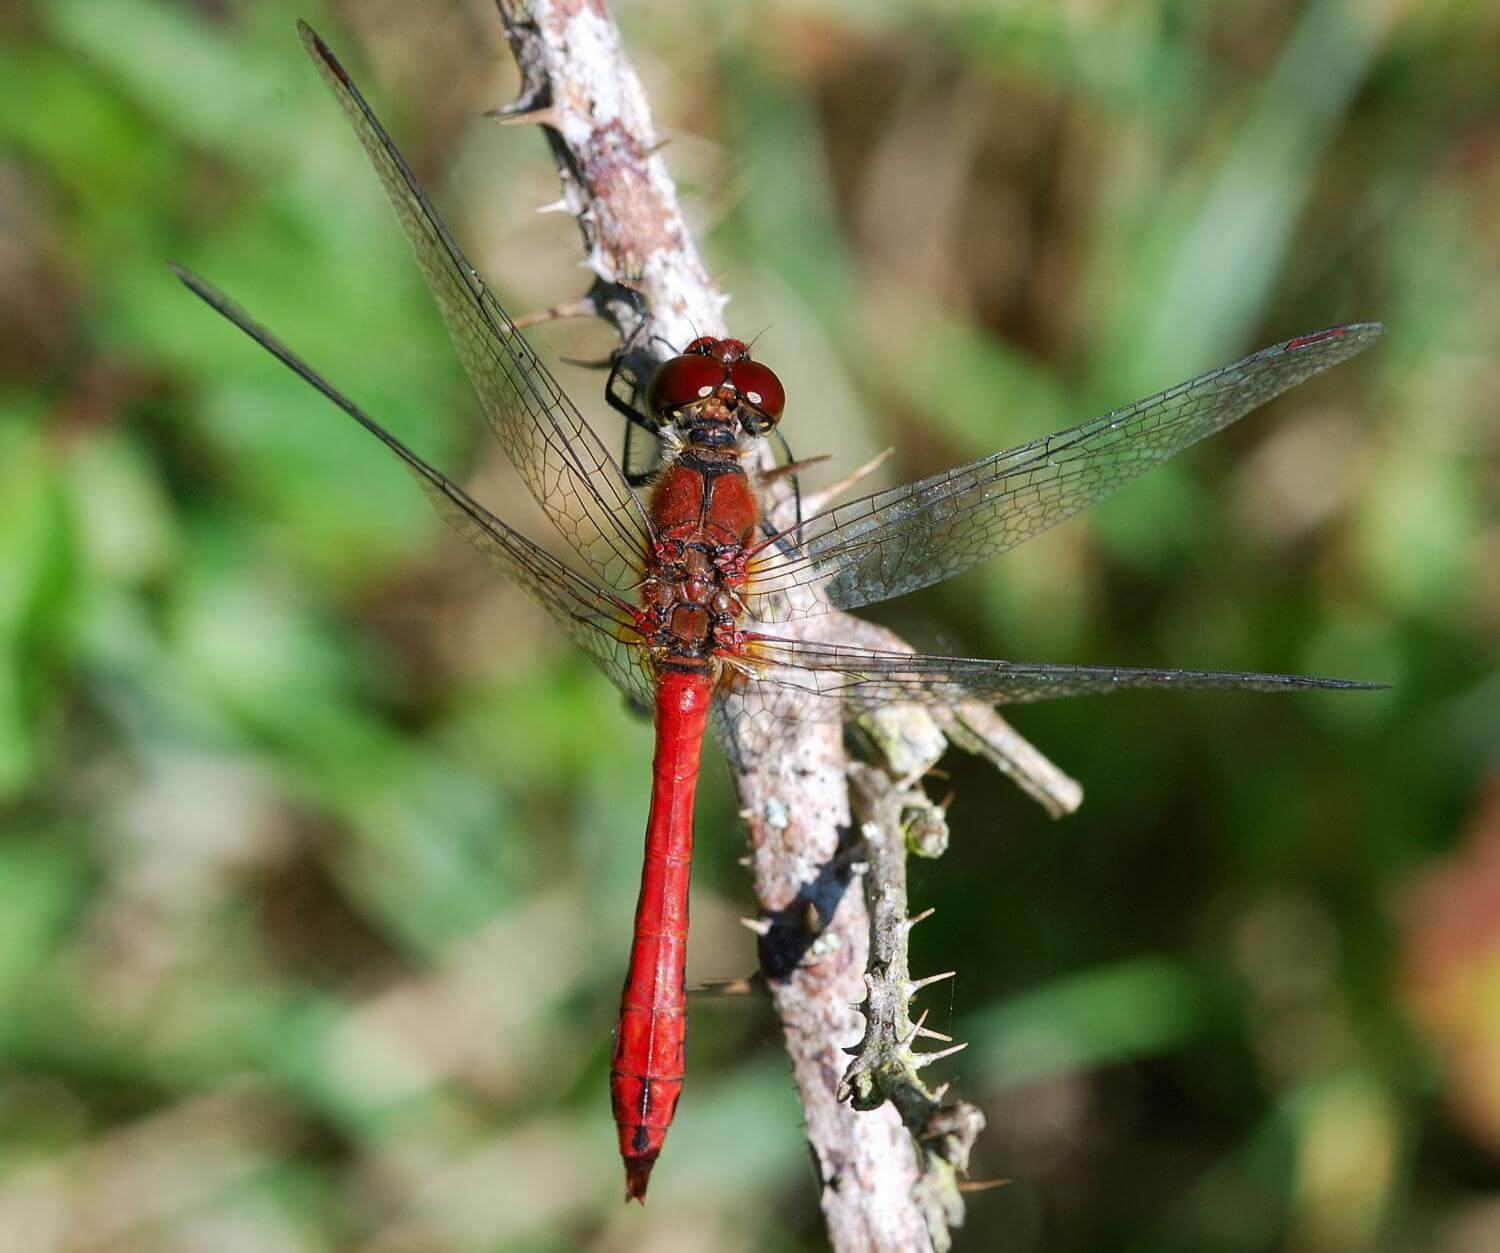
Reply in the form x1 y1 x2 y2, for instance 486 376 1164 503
647 354 725 416
683 336 720 357
729 361 785 420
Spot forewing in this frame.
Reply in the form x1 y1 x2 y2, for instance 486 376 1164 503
299 22 652 592
745 324 1383 621
174 265 653 711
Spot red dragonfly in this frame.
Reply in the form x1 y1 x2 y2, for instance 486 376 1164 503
175 23 1383 1203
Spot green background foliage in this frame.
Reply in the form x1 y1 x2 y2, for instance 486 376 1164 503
1 0 1496 1248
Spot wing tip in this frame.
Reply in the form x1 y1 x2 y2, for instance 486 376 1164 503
296 19 348 86
168 260 219 309
1315 678 1389 692
1283 320 1386 354
295 18 322 53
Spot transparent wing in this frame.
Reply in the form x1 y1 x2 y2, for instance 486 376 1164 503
299 22 652 592
744 324 1383 622
733 633 1382 718
174 265 653 711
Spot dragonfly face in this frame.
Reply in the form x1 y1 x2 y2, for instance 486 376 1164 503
647 336 786 447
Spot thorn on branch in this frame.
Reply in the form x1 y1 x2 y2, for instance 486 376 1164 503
557 352 615 371
691 973 767 999
487 104 563 130
801 447 895 515
900 1008 931 1049
512 294 601 329
762 453 834 485
909 970 956 994
912 1041 969 1070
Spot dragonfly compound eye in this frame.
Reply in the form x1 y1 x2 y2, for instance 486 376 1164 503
648 354 726 417
729 360 785 427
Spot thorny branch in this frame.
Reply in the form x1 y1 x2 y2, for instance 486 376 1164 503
490 2 1080 1248
844 754 986 1240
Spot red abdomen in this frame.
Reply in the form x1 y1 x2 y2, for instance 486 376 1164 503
609 667 712 1202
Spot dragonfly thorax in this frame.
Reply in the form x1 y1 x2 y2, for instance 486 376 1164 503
638 535 747 663
640 453 758 669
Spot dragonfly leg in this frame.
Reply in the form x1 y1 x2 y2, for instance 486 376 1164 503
752 428 812 559
605 315 669 487
607 367 662 486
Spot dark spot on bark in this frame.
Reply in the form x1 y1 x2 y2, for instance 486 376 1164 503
757 819 859 981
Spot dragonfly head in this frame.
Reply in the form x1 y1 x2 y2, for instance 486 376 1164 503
647 337 785 445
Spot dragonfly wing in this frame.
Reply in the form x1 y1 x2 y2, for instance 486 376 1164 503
174 265 653 711
425 483 653 713
735 634 1383 715
745 324 1383 621
299 23 652 593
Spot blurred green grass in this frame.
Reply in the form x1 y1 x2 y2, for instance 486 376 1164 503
1 0 1497 1249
